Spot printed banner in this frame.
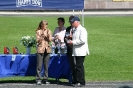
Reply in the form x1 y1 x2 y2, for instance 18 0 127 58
0 0 84 10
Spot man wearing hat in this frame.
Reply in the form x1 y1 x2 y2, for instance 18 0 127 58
68 16 89 87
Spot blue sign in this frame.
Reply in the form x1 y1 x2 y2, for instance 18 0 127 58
0 0 84 10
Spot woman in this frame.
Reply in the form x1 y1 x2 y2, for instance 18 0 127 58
52 17 66 54
35 20 52 85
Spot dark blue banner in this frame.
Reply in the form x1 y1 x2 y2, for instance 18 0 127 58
0 0 84 10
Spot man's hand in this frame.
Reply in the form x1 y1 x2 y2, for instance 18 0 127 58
66 34 72 39
68 40 73 45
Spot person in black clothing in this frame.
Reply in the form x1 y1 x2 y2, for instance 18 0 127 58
64 15 76 84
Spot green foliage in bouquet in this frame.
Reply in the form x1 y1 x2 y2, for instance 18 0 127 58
20 36 36 47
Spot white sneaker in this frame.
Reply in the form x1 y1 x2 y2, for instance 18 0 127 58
36 81 41 85
45 81 50 85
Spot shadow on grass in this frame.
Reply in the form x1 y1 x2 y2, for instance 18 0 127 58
0 79 35 84
0 75 72 87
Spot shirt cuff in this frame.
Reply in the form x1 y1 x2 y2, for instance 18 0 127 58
73 40 76 45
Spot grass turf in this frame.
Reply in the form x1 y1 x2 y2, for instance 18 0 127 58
0 16 133 81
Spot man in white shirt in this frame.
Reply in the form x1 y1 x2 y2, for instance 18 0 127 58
68 16 89 87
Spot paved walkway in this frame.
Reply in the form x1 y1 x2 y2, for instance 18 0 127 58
0 81 133 88
0 11 133 16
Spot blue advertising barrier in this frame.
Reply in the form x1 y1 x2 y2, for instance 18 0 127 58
0 54 72 82
0 0 84 10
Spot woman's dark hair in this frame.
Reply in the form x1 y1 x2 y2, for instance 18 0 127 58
57 17 65 25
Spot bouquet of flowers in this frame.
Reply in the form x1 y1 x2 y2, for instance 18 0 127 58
20 35 36 47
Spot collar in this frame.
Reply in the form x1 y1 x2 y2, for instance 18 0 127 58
58 26 65 31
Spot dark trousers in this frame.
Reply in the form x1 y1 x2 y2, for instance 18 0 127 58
36 52 50 82
67 46 77 83
68 55 77 83
73 56 85 85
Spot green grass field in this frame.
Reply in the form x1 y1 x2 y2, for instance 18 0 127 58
0 16 133 81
